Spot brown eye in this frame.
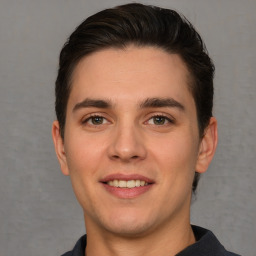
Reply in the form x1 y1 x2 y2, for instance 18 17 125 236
83 115 108 126
147 115 172 125
91 116 104 125
153 116 167 125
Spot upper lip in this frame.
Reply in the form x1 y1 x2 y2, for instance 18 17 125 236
100 173 154 184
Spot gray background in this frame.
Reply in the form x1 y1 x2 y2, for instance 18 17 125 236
0 0 255 255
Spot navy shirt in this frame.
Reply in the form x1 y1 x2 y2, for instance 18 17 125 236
61 226 241 256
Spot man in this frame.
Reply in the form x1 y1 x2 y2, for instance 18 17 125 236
52 3 240 256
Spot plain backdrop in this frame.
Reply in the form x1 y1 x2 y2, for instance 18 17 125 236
0 0 255 255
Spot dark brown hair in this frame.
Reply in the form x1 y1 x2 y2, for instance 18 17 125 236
55 3 215 192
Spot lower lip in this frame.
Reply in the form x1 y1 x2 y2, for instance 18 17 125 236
102 183 153 199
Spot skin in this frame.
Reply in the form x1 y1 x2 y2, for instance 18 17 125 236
52 45 217 256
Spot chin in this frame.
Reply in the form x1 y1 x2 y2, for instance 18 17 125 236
105 221 154 238
99 210 158 237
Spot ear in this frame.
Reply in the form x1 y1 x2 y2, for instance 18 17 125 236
196 117 218 174
52 121 70 176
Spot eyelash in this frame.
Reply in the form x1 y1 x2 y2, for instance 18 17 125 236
82 114 109 126
146 114 175 126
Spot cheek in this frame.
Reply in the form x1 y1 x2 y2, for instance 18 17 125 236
148 132 199 178
64 132 107 177
149 134 198 207
63 134 106 207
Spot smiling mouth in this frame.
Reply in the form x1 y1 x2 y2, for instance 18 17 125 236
106 180 149 188
101 175 154 198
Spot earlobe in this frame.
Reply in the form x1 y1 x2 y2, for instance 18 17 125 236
52 121 70 176
196 117 218 174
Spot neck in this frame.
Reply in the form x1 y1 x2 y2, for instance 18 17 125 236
85 215 195 256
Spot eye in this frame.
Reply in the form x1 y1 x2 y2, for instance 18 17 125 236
147 115 174 126
82 115 109 126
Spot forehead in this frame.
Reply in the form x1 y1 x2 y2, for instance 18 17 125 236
69 46 193 107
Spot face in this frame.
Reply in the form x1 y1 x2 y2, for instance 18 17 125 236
53 46 217 237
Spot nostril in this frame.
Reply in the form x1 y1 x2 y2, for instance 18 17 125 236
111 154 139 161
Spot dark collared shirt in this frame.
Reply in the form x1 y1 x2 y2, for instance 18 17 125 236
61 226 241 256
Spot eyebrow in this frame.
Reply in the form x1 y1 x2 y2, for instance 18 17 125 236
73 98 112 112
72 97 185 112
139 97 185 111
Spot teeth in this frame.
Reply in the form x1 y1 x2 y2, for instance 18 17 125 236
113 180 119 187
127 180 135 188
140 180 145 186
107 179 149 188
135 180 141 187
119 180 127 188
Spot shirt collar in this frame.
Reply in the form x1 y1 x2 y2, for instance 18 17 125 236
62 225 239 256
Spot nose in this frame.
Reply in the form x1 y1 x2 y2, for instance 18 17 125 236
107 123 147 162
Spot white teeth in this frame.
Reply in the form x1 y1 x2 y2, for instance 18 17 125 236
113 180 119 187
119 180 127 188
135 180 141 187
127 180 135 188
107 179 149 188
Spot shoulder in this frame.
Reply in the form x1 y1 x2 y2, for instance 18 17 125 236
61 234 87 256
176 225 241 256
61 227 241 256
